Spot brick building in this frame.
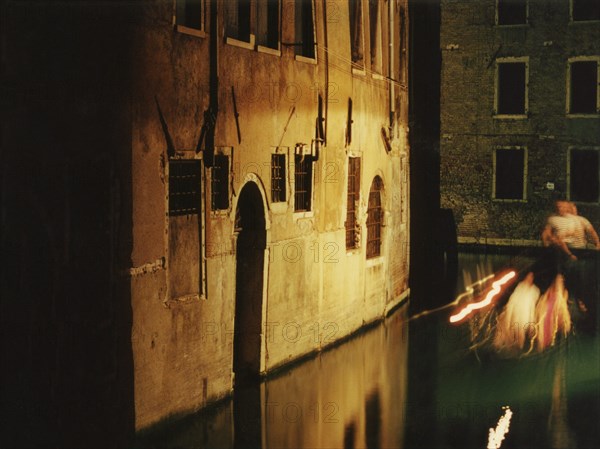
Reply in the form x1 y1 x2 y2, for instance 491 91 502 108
1 0 410 440
440 0 600 246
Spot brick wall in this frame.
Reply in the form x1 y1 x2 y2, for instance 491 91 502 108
440 0 600 245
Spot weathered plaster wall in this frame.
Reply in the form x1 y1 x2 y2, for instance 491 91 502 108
129 1 223 430
129 0 410 430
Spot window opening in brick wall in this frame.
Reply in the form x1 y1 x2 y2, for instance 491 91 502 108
493 147 526 200
295 0 316 59
225 0 251 42
211 154 230 210
176 0 205 31
349 0 364 66
346 157 361 249
568 60 598 114
271 153 287 202
294 154 313 211
497 0 527 25
366 176 383 259
169 160 202 216
257 0 280 49
496 61 527 115
570 149 599 202
572 0 600 21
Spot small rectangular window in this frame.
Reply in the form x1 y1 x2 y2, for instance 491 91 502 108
346 157 361 249
496 61 527 115
294 154 313 212
494 148 526 200
349 0 364 66
295 0 315 59
257 0 280 49
572 0 600 21
225 0 251 42
176 0 204 31
271 153 287 203
570 149 599 202
211 155 230 211
569 60 598 114
169 160 202 216
497 0 527 25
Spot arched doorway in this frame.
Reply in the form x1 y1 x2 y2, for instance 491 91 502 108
233 181 266 386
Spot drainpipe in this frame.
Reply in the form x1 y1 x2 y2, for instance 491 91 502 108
322 0 329 145
206 0 219 167
389 0 395 129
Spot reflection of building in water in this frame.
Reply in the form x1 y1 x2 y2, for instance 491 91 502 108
137 307 409 448
1 0 411 436
260 308 408 449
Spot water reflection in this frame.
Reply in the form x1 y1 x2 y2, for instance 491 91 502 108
262 309 408 449
137 252 599 449
233 384 261 449
548 349 574 449
138 309 408 449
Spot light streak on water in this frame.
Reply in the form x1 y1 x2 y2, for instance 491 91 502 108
449 271 516 323
487 406 513 449
407 273 496 322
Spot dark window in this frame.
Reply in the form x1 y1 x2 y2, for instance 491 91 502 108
257 0 280 49
346 158 361 249
497 0 527 25
366 176 383 259
271 154 286 202
169 160 202 216
295 0 315 58
294 154 313 211
494 148 525 200
569 61 598 114
572 0 600 21
176 0 204 30
497 62 527 115
570 149 599 202
349 0 364 65
368 0 380 71
225 0 251 41
211 155 230 210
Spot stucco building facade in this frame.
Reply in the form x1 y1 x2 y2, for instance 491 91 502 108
1 0 410 437
440 0 600 246
130 0 410 429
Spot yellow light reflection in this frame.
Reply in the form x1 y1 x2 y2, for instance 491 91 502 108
450 271 517 323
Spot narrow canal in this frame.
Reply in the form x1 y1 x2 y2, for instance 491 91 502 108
137 253 600 449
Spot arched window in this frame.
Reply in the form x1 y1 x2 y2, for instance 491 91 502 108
366 176 383 259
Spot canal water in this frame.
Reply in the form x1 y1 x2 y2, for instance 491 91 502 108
137 253 600 449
